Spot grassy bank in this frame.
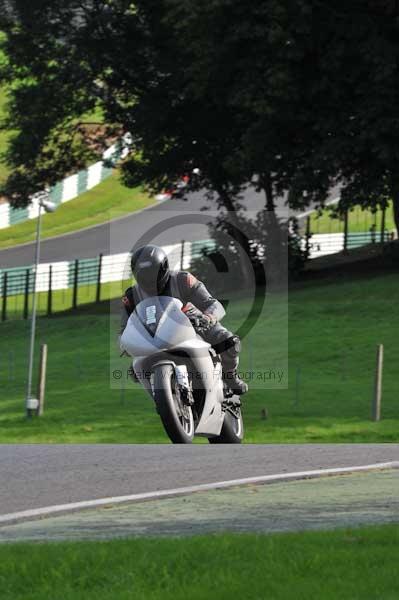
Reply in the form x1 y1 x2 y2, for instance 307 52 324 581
3 280 131 320
1 525 399 600
0 173 154 249
0 271 398 443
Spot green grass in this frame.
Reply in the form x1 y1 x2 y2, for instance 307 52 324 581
1 525 399 600
0 173 154 249
0 270 398 443
2 280 131 319
310 202 396 235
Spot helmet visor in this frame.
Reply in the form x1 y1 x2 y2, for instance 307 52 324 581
134 256 169 293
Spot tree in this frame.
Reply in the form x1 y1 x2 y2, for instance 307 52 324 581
0 0 104 205
339 1 399 234
290 1 399 233
3 0 398 245
0 0 334 283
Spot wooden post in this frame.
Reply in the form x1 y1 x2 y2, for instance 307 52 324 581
72 259 79 309
180 240 185 270
1 272 7 322
343 209 349 253
372 344 384 422
47 265 53 316
96 253 103 303
380 206 386 244
305 216 311 256
36 343 48 416
261 408 268 420
23 268 30 319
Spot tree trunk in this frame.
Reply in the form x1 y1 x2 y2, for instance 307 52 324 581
215 187 253 289
393 189 399 237
260 175 287 290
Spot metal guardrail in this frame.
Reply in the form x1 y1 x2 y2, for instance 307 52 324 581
0 230 392 321
0 240 216 321
306 231 392 258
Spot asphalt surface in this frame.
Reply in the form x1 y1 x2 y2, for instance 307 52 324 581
0 444 398 515
0 188 268 268
0 185 341 269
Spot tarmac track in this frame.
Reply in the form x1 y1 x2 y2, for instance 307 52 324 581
0 188 266 268
1 443 398 516
0 185 341 268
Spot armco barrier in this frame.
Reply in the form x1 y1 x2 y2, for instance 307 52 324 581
305 231 391 259
0 240 202 321
0 230 390 321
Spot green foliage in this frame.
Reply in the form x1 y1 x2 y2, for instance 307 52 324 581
0 85 11 184
288 217 308 276
1 0 399 233
297 2 399 229
0 1 330 212
0 4 103 204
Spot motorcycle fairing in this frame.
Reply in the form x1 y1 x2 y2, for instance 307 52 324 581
120 296 198 356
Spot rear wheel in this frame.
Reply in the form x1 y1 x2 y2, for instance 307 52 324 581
153 364 194 444
208 407 244 444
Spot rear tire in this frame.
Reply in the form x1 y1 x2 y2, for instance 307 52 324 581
208 409 244 444
153 364 194 444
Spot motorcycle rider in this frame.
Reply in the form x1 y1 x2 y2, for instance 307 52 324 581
120 244 248 395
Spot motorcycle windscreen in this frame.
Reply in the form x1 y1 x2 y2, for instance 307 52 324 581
121 296 199 356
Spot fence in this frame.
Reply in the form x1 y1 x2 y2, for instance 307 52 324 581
301 205 395 259
305 230 393 259
0 240 215 321
1 210 396 321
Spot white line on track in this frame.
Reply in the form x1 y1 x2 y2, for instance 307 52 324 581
1 461 398 526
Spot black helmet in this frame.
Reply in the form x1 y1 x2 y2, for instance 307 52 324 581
131 245 170 293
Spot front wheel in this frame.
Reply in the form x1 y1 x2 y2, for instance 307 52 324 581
153 364 194 444
208 408 244 444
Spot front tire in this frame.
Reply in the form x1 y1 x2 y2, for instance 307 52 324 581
208 408 244 444
153 364 194 444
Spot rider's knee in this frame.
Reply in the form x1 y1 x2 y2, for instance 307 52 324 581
225 335 241 356
212 333 241 356
231 335 241 354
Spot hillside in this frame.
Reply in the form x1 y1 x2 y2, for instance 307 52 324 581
0 269 398 443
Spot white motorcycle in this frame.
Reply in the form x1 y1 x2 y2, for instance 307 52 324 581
120 296 244 444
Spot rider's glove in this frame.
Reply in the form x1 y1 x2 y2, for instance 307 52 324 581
192 313 216 333
183 305 216 333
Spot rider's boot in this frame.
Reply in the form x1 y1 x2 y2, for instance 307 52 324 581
201 326 248 396
223 369 248 395
220 337 248 396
